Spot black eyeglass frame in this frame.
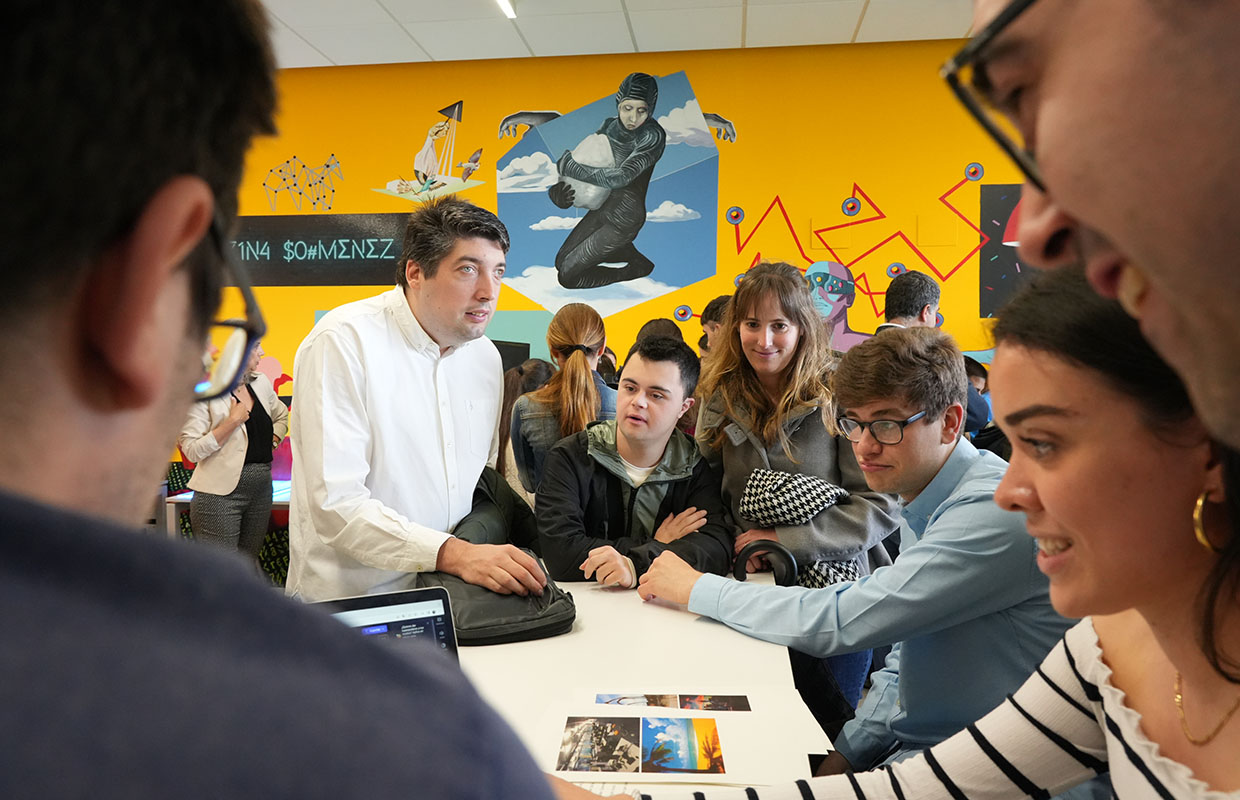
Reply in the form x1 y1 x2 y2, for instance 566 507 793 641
196 212 267 401
838 410 929 446
940 0 1045 192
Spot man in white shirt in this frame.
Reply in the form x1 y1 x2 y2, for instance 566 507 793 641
287 196 547 601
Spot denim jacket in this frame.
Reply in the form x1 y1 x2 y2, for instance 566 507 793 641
511 371 617 493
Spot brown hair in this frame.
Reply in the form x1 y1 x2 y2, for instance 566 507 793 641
697 261 834 459
497 359 554 476
530 304 607 438
832 327 968 422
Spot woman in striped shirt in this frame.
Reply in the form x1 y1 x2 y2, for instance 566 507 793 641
555 268 1239 800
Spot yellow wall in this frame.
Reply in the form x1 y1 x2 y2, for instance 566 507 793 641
237 39 1022 382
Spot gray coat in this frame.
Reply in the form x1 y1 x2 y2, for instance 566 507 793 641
697 400 899 575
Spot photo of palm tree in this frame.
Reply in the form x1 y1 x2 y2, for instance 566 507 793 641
640 717 725 774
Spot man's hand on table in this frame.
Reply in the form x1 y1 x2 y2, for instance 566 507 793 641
547 775 634 799
580 546 636 588
636 551 703 605
436 538 546 595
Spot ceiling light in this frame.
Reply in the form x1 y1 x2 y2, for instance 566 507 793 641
496 0 517 19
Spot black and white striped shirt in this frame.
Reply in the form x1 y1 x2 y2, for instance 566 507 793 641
636 619 1230 800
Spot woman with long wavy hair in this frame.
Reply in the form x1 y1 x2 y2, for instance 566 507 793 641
512 303 617 495
696 261 901 725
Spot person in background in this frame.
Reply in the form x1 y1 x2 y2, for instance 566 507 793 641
635 317 684 343
287 196 546 602
178 339 288 561
597 345 619 388
537 337 731 588
0 2 554 796
696 261 901 728
877 269 989 434
700 294 731 356
697 332 710 357
963 355 988 394
511 303 617 495
497 358 554 507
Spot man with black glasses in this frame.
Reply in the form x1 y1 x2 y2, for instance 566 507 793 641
945 0 1240 453
0 3 553 797
638 328 1093 795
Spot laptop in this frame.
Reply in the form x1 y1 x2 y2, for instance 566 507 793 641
312 586 459 661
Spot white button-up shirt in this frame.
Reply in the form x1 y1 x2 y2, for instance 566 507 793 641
286 287 501 601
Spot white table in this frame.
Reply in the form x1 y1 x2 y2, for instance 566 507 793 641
459 578 830 790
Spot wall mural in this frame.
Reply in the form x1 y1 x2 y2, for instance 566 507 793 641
495 71 735 316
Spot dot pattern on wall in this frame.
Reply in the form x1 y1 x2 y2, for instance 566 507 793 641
841 197 861 216
886 262 907 278
673 305 694 322
726 206 745 225
966 162 984 181
262 154 343 211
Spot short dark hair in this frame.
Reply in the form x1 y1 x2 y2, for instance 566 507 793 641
963 356 988 383
624 337 700 398
832 327 968 423
3 0 277 329
701 295 731 325
635 318 684 343
396 196 510 285
884 271 940 322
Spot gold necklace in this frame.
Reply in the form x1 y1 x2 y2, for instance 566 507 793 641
1174 671 1240 746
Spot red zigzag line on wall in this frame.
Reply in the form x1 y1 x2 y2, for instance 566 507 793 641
731 195 816 267
729 180 991 317
809 179 991 284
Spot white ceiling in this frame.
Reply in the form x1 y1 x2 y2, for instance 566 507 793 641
262 0 974 69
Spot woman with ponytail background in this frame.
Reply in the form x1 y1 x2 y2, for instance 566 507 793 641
512 303 617 495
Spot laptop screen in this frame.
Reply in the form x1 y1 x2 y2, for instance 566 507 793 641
312 587 458 660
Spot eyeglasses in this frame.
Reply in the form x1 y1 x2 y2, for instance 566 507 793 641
837 411 927 445
194 213 267 401
940 0 1045 191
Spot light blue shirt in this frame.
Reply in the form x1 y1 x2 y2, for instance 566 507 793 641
688 438 1074 768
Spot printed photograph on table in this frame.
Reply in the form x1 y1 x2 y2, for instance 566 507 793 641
555 717 642 773
641 718 725 774
679 694 751 711
595 694 678 708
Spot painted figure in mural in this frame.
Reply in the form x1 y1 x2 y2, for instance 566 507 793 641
547 72 666 289
806 260 871 352
498 74 737 291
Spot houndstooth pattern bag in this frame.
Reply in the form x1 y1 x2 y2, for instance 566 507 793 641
737 468 857 589
737 468 849 527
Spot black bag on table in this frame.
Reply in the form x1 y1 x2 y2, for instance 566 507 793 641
420 467 575 646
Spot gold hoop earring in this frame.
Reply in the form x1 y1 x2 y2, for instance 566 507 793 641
1194 490 1222 554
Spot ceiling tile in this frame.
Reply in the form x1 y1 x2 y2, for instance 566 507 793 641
515 12 635 57
414 18 533 61
380 0 505 23
513 0 624 15
855 0 972 42
630 7 742 53
745 0 864 48
626 0 741 8
268 21 334 68
296 24 430 66
263 0 389 27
